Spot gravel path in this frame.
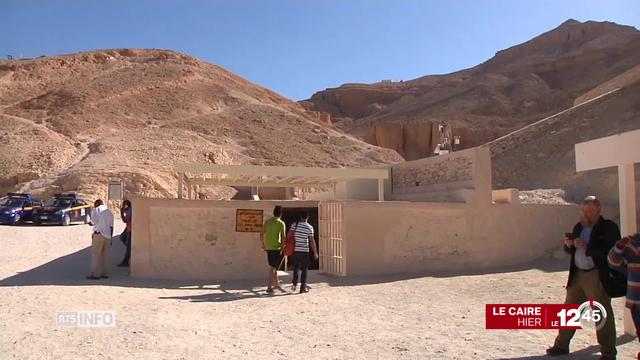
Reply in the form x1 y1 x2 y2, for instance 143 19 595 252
0 224 637 359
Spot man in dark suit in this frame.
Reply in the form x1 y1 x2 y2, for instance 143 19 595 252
546 197 623 360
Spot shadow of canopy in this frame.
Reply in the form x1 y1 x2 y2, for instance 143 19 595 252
0 234 569 290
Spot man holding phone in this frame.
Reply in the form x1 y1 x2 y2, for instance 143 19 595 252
546 197 622 360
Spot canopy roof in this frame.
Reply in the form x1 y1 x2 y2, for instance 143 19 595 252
175 163 390 200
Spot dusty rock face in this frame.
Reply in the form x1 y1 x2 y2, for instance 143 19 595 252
574 63 640 105
302 20 640 160
366 122 405 156
364 121 501 160
0 49 403 200
305 84 404 119
303 110 332 125
518 189 572 205
401 122 436 161
485 83 640 214
366 122 438 160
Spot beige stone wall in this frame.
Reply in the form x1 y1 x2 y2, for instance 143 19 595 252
131 193 578 280
131 197 318 281
389 147 492 204
392 155 473 187
342 201 579 276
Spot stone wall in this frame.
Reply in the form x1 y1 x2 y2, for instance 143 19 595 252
131 198 319 281
391 155 473 188
389 147 490 204
147 206 263 280
341 201 580 276
130 196 582 280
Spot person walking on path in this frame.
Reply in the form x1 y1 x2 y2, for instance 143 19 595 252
546 197 623 360
262 205 287 294
288 211 318 294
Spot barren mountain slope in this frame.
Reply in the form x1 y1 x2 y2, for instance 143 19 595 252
302 20 640 160
485 83 640 211
0 49 402 200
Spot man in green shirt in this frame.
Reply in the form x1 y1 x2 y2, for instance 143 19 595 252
262 205 287 293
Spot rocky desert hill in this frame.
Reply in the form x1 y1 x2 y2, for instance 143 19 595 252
0 49 402 200
486 83 640 208
301 19 640 160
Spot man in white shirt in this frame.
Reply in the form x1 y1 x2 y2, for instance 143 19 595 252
86 199 114 280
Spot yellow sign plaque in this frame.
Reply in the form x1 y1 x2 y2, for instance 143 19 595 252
235 209 264 233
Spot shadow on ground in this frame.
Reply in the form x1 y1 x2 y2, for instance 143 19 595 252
0 234 131 286
495 334 636 359
0 234 294 295
0 237 569 294
158 286 299 303
323 257 568 288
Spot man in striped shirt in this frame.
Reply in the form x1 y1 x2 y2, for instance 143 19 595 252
289 211 318 294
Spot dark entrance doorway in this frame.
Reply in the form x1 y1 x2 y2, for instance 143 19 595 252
281 206 319 270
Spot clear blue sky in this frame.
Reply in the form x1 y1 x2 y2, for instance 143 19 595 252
2 0 638 100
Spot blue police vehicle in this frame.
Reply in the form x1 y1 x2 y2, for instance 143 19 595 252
33 192 92 226
0 193 43 225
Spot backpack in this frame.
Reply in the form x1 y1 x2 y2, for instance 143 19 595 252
282 222 297 257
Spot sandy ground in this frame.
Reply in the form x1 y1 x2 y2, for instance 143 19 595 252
0 223 638 360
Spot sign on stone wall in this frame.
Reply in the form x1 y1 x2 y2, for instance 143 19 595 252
235 209 264 233
108 180 124 201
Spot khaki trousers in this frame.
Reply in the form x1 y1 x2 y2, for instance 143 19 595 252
90 233 111 277
554 269 617 356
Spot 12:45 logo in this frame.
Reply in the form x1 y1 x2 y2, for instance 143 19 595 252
557 300 607 330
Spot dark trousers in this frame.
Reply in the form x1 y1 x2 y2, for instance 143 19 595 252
632 307 640 339
291 251 310 287
554 270 616 356
121 231 131 264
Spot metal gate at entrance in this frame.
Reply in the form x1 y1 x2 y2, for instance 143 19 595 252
319 202 346 276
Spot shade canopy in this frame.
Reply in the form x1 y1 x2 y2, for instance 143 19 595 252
175 163 390 200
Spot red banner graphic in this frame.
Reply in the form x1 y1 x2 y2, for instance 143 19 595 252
486 303 600 330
